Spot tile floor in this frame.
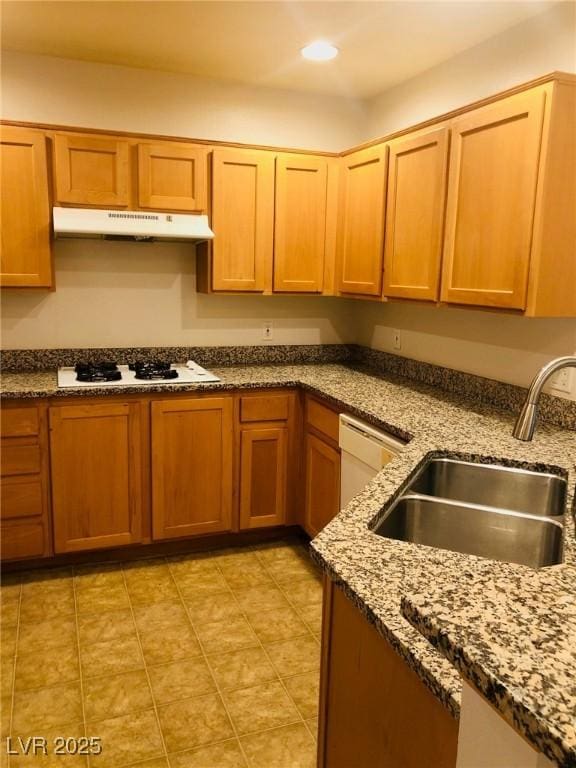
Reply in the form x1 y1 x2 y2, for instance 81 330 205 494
0 539 323 768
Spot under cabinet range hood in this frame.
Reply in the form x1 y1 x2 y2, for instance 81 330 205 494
53 207 214 242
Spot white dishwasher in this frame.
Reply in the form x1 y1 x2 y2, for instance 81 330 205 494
339 414 405 507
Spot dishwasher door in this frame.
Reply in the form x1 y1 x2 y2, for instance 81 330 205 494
339 414 404 507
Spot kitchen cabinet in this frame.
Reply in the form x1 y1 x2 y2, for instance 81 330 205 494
151 396 234 539
273 154 330 293
137 141 208 212
337 144 388 297
383 126 449 301
0 403 52 560
53 132 130 207
238 392 294 530
0 127 53 288
49 401 144 553
318 578 458 768
201 148 275 292
304 397 341 537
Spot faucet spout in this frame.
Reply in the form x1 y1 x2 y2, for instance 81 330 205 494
513 356 576 441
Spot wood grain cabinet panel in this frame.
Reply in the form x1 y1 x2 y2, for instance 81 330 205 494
384 126 449 301
151 397 234 540
49 402 143 553
273 154 328 293
304 432 340 538
137 142 208 212
0 127 53 288
441 90 546 310
239 425 287 530
53 132 130 207
337 145 388 297
210 149 275 292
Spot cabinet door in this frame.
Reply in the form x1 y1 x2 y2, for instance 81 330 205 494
441 90 546 309
53 133 130 207
151 397 233 540
384 127 449 301
338 145 388 296
0 128 53 288
138 142 208 212
273 154 328 293
50 402 143 553
211 149 274 292
239 425 287 530
305 432 340 538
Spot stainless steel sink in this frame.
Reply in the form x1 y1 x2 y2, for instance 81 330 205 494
372 458 567 568
374 494 564 568
406 458 566 518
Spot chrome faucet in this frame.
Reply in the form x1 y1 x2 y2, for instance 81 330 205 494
513 356 576 441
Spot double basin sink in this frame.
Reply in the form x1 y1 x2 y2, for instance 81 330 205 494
373 458 567 568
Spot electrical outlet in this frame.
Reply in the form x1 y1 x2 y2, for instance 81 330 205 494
392 330 402 351
262 321 273 341
548 367 574 395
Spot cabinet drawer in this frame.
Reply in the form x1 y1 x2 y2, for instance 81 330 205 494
1 478 43 520
306 398 339 443
1 520 47 560
1 407 39 438
240 394 290 423
1 444 41 476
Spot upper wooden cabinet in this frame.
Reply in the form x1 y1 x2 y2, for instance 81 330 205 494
0 127 53 288
337 145 389 296
209 148 275 292
49 401 144 553
383 127 449 301
273 154 329 293
137 141 208 212
151 396 234 540
53 132 130 207
441 90 546 310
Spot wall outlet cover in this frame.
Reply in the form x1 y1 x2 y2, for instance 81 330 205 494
392 330 402 350
548 367 574 395
262 321 273 341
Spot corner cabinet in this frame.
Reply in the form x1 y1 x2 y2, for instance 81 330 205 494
49 401 144 553
304 397 341 538
0 127 53 288
151 396 234 540
337 144 388 297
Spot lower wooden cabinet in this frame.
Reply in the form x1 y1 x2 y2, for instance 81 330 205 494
49 401 144 553
305 432 340 538
239 425 288 530
319 579 459 768
151 396 234 540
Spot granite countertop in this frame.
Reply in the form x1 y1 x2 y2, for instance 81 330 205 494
2 363 575 764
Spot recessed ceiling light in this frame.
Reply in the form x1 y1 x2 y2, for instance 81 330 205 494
301 41 339 62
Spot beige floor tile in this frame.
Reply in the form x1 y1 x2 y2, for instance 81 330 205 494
15 644 79 691
9 722 87 768
124 759 168 768
12 682 82 732
20 567 73 585
1 624 17 659
148 657 215 705
75 584 130 615
240 722 316 768
21 576 73 599
223 680 300 736
207 647 277 693
246 606 309 644
219 563 271 591
77 609 137 647
263 555 319 585
176 572 229 599
1 694 11 738
158 693 233 753
283 672 320 719
1 659 14 697
133 601 189 631
264 636 320 678
168 739 248 768
74 563 125 593
81 635 144 679
305 717 318 742
281 579 323 613
18 594 75 623
0 579 22 597
184 591 241 625
195 617 259 656
167 558 221 585
233 585 290 616
87 709 163 768
83 669 153 721
124 562 179 605
138 624 202 666
18 616 77 655
0 594 20 627
206 549 260 567
295 604 323 636
254 543 306 566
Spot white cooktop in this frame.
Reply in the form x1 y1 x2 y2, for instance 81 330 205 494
57 361 220 388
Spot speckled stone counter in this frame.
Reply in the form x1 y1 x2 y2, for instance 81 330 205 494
2 362 575 763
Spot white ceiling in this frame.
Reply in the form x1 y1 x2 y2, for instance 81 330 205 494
0 1 555 99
